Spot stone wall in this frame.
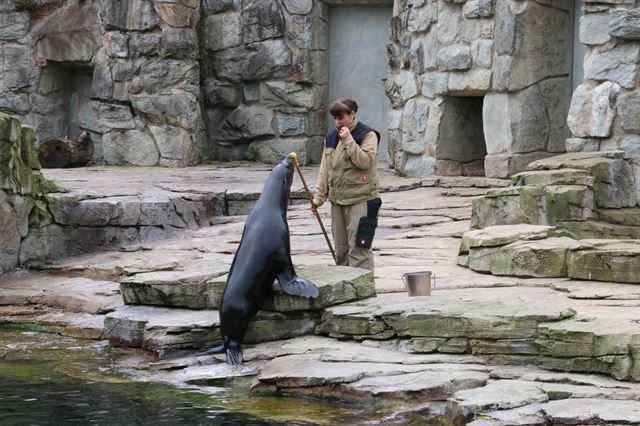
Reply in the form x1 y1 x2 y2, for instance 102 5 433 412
386 0 573 178
0 0 205 166
567 2 640 204
0 113 62 274
201 0 327 165
0 0 329 166
1 0 637 177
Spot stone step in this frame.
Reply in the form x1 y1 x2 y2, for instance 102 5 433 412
467 237 586 278
448 380 640 424
597 207 640 227
472 152 637 233
313 287 640 382
567 240 640 283
120 264 375 310
460 225 640 284
511 167 595 187
104 305 319 353
107 265 375 353
526 151 636 209
471 184 596 229
556 219 640 240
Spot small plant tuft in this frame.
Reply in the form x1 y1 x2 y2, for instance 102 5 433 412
244 145 259 161
154 47 171 59
198 146 211 165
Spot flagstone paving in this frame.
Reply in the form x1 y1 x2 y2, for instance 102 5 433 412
2 163 640 423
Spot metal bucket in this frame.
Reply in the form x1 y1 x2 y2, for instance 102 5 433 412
402 271 436 296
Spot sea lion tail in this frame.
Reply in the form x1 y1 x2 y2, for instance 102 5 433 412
280 277 320 298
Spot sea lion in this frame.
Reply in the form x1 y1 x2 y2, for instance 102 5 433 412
207 154 319 364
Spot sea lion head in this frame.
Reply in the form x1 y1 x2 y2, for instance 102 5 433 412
261 154 295 209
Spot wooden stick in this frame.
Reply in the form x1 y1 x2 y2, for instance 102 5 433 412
290 152 336 262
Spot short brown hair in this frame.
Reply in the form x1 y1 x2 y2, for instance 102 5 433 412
329 97 358 117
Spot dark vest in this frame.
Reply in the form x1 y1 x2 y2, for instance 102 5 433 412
325 122 380 149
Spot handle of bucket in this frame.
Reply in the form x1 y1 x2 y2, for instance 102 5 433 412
401 273 408 289
432 273 436 289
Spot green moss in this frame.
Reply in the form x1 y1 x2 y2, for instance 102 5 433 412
21 126 41 170
244 145 259 161
28 198 53 226
0 113 64 197
14 0 39 11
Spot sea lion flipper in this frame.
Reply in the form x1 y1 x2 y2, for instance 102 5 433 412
226 344 244 365
277 274 320 298
196 343 226 356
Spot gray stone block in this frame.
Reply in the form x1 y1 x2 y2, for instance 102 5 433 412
203 13 241 51
437 44 472 71
100 0 159 31
618 91 640 133
580 12 612 45
584 43 640 89
609 8 640 40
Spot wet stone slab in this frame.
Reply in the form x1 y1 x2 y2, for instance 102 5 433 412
120 264 375 311
541 398 640 423
0 271 121 314
104 305 322 354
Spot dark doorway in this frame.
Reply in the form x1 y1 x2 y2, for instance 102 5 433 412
34 63 93 143
436 96 486 176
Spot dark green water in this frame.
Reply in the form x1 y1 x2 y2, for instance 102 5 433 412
0 328 412 425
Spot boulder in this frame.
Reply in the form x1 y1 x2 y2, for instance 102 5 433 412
567 81 619 138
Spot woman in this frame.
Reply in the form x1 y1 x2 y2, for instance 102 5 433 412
312 97 381 272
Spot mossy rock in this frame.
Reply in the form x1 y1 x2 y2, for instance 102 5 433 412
468 237 586 278
459 224 556 255
568 240 640 283
511 168 594 187
557 220 640 240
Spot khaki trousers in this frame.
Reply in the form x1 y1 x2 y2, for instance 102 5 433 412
331 201 374 272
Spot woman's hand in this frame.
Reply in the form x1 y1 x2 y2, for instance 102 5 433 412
310 202 318 216
338 126 351 140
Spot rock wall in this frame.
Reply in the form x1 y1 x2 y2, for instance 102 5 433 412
0 0 328 166
0 113 62 274
567 3 640 204
1 0 636 177
201 0 327 165
0 0 205 167
386 0 573 178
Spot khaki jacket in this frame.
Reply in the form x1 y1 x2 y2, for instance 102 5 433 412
313 120 379 207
